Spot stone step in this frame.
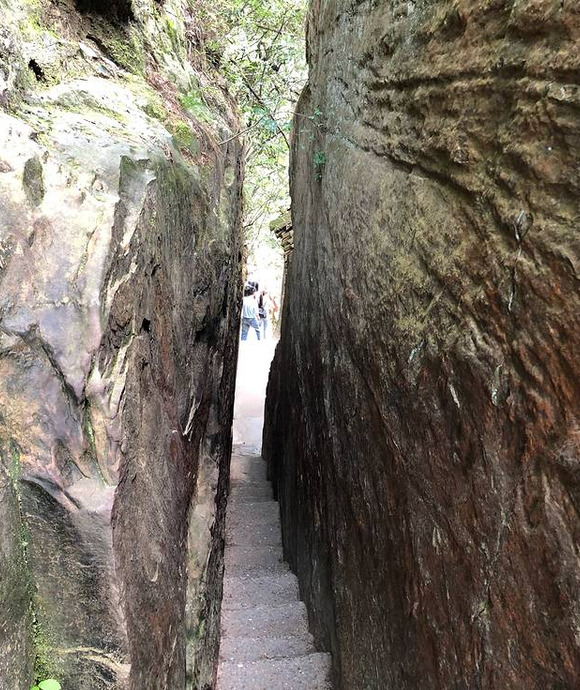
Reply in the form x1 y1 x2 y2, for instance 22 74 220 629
231 477 271 491
220 635 315 663
230 485 274 502
230 456 268 483
226 519 282 547
230 477 270 488
227 500 280 527
230 478 271 492
231 445 262 458
222 573 300 610
231 452 264 462
217 653 332 690
225 545 288 577
220 446 333 688
221 602 310 640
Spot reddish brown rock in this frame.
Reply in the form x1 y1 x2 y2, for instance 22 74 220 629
264 1 580 688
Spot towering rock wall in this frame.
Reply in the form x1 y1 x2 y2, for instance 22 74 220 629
0 1 243 688
264 1 580 688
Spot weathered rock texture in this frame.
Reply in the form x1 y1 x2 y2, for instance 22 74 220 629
0 1 243 688
264 1 580 688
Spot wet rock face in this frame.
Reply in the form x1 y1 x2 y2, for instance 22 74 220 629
0 1 243 688
264 1 580 688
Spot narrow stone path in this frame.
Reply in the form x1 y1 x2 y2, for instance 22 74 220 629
217 446 332 690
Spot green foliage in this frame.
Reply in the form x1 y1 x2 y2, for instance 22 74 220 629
179 91 213 124
313 151 326 167
170 120 200 154
297 108 324 147
313 150 326 180
198 0 307 269
32 680 61 690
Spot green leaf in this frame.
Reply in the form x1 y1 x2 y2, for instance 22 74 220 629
313 151 327 167
30 686 40 690
39 681 61 690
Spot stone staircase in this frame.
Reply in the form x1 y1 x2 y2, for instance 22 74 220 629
217 449 332 690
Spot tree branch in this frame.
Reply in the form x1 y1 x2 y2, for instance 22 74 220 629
218 115 267 145
240 74 290 148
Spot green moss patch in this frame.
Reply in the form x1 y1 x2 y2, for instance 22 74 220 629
169 120 200 156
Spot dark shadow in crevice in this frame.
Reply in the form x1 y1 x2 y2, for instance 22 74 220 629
75 0 134 22
28 59 46 82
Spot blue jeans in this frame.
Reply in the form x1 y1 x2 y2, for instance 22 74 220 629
241 317 261 340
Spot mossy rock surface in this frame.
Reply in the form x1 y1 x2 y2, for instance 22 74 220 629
0 0 243 688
